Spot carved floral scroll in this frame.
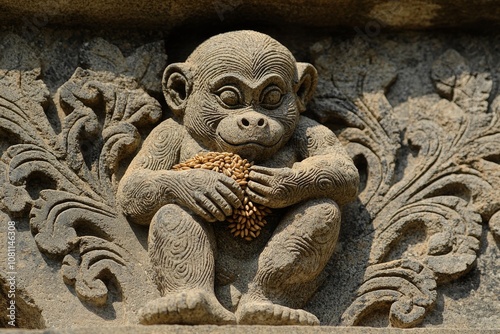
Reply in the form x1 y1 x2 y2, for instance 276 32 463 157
311 38 500 327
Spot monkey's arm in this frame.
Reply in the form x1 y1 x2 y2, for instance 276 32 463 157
247 117 359 208
293 117 359 205
117 120 244 225
116 119 186 225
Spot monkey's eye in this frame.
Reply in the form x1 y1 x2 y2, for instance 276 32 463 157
216 87 242 108
260 86 283 109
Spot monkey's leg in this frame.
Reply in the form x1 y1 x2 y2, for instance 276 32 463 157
236 198 341 326
139 204 236 325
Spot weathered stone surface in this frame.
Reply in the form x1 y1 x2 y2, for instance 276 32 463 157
1 0 500 30
0 25 499 331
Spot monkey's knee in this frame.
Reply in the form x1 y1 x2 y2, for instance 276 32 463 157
302 198 341 244
274 198 340 249
150 204 214 249
255 198 341 289
149 204 216 295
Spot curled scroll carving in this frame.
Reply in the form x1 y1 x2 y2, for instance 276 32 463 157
312 39 500 327
342 259 436 328
0 35 163 318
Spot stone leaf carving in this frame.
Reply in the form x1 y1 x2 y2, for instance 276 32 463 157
61 236 152 310
340 259 436 328
0 36 163 321
312 39 499 327
80 38 168 94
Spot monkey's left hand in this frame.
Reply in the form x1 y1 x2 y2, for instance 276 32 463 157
246 166 307 209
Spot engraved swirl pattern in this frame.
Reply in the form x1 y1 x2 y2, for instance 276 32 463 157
150 209 214 293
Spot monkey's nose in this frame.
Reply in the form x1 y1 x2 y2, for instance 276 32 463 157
238 115 267 129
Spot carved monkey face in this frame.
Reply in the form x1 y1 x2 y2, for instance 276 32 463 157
163 31 317 162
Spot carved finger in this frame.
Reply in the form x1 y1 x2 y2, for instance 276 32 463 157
216 184 243 211
250 165 275 175
209 188 233 217
219 177 245 202
245 186 269 206
192 193 218 222
249 170 273 186
247 180 272 196
195 193 226 222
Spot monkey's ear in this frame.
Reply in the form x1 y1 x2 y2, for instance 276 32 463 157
294 63 318 113
162 63 193 117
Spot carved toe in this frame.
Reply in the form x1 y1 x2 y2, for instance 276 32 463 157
139 290 236 325
236 302 319 326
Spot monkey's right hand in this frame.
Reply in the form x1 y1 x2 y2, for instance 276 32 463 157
170 169 244 222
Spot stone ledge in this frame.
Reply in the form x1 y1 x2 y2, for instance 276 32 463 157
1 0 500 30
0 327 499 334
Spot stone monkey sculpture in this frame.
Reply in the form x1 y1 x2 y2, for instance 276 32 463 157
117 30 359 325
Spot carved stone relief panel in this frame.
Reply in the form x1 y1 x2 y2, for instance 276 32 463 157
0 29 499 329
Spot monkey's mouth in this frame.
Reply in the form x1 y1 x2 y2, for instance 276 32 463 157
218 133 282 148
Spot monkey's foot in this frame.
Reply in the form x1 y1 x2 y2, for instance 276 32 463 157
236 302 320 326
139 290 236 325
